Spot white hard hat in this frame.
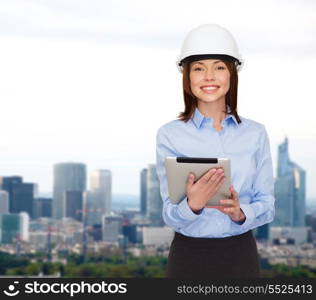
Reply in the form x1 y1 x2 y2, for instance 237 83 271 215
176 24 244 73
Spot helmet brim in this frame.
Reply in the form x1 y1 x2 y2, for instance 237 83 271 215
176 54 243 73
179 54 241 67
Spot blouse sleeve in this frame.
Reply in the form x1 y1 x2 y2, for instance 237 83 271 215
156 126 203 231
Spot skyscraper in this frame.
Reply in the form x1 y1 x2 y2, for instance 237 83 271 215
65 191 83 221
147 164 163 226
0 176 23 212
102 214 123 242
90 170 112 214
20 212 29 241
33 197 52 218
0 191 9 214
140 168 148 215
53 162 86 219
88 170 112 225
11 183 37 218
273 137 306 227
83 190 95 226
0 212 29 244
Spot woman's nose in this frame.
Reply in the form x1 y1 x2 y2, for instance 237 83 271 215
204 68 215 81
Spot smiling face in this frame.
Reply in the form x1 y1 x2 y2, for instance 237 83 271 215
189 59 231 105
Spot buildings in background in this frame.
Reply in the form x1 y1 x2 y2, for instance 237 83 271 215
140 168 147 216
102 214 123 242
146 164 163 226
142 226 174 246
0 162 168 249
139 164 163 226
83 190 94 226
0 176 23 212
53 162 86 219
87 169 112 226
0 136 312 252
0 190 9 214
33 197 52 219
65 190 83 222
270 137 308 244
274 137 306 227
0 176 37 218
0 212 29 244
254 223 270 241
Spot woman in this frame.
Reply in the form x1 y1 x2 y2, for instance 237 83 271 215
156 24 275 278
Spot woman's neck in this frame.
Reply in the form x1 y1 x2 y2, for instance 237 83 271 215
197 99 227 126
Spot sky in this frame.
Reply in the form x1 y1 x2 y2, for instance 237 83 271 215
0 0 315 200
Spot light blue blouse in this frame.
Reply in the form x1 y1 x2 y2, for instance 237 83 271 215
156 107 275 238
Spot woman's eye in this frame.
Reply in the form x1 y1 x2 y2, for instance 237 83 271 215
192 66 225 71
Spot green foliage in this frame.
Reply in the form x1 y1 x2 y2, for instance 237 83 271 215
62 255 167 278
261 264 316 278
1 250 315 278
0 251 28 274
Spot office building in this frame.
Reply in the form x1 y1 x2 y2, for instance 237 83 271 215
140 168 148 215
102 214 123 242
142 226 174 246
0 176 23 212
273 137 306 227
122 223 138 244
0 212 29 244
89 170 112 224
0 190 9 214
269 227 309 245
11 183 37 218
53 162 86 219
33 197 52 218
146 164 163 225
65 191 83 221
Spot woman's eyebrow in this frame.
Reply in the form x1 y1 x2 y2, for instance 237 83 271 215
192 60 222 66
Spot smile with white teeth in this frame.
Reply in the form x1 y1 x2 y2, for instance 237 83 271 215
201 86 218 90
201 86 220 92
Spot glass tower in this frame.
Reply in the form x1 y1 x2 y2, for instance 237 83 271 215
273 137 306 227
147 164 163 226
53 162 86 219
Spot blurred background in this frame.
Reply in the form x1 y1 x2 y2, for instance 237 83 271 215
0 0 315 277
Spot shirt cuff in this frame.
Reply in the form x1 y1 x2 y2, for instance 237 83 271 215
177 197 203 221
232 203 255 228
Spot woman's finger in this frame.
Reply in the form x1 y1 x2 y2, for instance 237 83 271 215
220 199 235 206
224 207 236 213
205 205 222 209
200 168 217 184
230 185 238 197
206 172 225 191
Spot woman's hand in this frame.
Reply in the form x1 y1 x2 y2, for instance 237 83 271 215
186 168 226 213
214 185 246 223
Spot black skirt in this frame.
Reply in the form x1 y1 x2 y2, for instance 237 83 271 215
166 230 260 278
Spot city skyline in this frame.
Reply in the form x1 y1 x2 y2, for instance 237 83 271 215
0 136 315 203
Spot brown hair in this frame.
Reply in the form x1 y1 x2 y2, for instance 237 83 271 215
177 60 242 124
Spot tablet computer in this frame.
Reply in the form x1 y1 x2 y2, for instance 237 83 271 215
165 157 231 206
